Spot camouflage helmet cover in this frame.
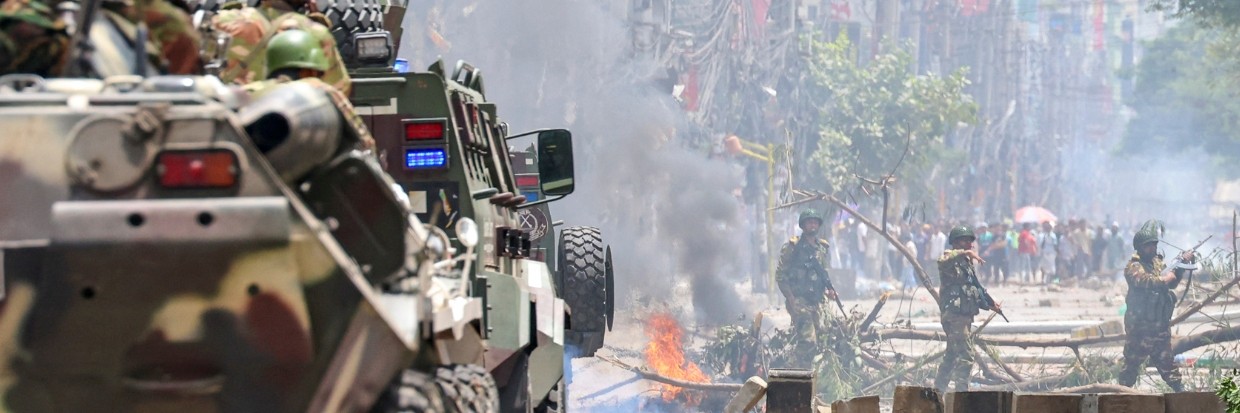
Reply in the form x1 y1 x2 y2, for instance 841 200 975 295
798 209 824 226
265 29 328 75
1133 219 1164 249
949 226 975 243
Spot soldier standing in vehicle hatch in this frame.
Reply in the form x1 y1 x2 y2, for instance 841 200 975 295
1117 219 1188 392
935 225 1001 392
776 209 836 344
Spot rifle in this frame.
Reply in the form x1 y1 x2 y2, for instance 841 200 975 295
960 252 1009 322
1173 235 1212 304
795 236 847 316
59 0 100 77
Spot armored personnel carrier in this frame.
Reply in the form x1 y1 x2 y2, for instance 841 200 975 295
0 73 500 412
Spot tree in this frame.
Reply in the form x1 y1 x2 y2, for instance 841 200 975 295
1150 0 1240 28
800 34 976 204
1120 22 1240 175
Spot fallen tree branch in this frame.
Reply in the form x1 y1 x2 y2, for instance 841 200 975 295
975 371 1075 392
1052 383 1142 394
597 355 744 392
858 292 891 334
867 328 1126 348
814 192 940 305
859 350 946 395
1172 324 1240 355
1171 275 1240 326
976 342 1025 383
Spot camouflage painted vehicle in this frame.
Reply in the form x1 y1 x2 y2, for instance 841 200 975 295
0 72 497 412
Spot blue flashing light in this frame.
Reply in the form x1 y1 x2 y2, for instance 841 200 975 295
405 148 447 169
522 191 540 202
394 58 410 73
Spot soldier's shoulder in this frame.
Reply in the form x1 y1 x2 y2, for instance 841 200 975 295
270 12 331 36
816 239 830 249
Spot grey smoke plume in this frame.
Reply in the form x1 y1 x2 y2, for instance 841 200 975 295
399 0 751 324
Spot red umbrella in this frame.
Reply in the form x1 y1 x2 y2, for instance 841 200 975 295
1014 206 1057 224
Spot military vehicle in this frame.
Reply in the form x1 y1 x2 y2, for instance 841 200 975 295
510 149 615 358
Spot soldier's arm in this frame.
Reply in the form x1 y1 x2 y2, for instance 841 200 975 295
776 241 795 275
1125 259 1174 287
937 250 964 281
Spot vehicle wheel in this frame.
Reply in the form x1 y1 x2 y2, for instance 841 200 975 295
437 364 499 413
371 369 445 413
534 377 566 413
558 226 610 357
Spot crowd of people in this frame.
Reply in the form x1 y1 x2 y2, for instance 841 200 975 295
825 216 1136 288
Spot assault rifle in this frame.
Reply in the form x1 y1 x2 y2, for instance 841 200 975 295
960 253 1008 322
795 236 847 315
1173 235 1212 304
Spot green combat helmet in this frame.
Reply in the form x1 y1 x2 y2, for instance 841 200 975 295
1133 219 1164 249
799 209 824 226
949 226 976 243
265 29 328 77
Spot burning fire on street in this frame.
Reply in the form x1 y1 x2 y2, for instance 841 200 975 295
643 312 710 405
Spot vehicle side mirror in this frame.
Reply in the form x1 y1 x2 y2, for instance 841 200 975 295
537 129 574 196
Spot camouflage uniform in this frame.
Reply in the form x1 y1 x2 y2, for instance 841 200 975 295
934 248 986 391
1118 252 1184 391
0 0 67 76
776 235 832 343
124 0 202 74
211 2 350 93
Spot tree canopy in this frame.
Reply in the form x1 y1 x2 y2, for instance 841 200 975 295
1120 22 1240 174
801 35 976 199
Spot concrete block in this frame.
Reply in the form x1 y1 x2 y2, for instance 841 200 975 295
724 376 768 413
1163 391 1225 413
831 395 880 413
1012 393 1082 413
767 368 816 413
893 386 943 413
1096 393 1164 413
1039 299 1060 307
945 391 1012 413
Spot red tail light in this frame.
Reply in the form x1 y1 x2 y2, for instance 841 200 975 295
515 174 540 188
157 150 239 188
404 120 445 140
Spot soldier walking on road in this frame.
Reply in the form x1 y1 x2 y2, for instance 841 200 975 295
935 226 1001 392
1117 220 1188 392
776 209 836 344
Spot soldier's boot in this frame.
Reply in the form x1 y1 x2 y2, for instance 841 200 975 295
1117 361 1141 388
951 360 974 391
933 357 954 391
1158 366 1184 392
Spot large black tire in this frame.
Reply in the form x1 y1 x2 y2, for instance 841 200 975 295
371 369 445 413
558 226 610 357
437 365 500 413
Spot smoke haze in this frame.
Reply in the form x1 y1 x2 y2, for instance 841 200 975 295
399 0 751 325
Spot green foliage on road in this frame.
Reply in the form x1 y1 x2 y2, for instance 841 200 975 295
1216 370 1240 412
800 34 976 197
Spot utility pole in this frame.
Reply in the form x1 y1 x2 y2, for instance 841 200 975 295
874 0 900 56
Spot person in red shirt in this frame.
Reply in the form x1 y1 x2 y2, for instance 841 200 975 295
1017 223 1039 283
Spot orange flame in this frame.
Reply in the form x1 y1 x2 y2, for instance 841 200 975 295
643 312 710 404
